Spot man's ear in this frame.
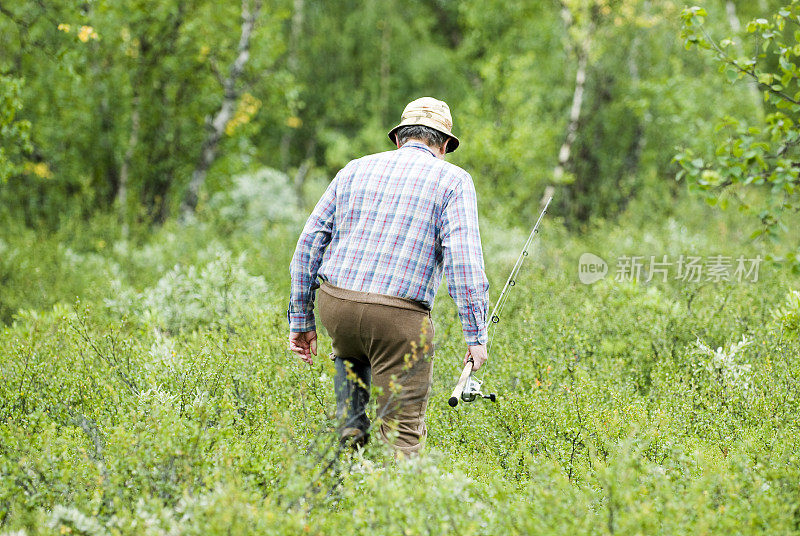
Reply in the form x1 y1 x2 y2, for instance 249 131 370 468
440 138 450 156
395 134 401 149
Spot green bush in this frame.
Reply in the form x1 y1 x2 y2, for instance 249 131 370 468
205 168 302 235
1 197 800 534
105 247 271 333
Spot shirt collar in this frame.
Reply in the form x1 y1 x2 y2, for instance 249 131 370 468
400 140 436 157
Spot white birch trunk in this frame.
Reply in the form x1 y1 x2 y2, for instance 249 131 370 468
181 0 261 217
118 95 140 238
553 48 587 183
280 0 305 179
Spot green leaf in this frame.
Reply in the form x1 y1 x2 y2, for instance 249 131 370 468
758 73 774 85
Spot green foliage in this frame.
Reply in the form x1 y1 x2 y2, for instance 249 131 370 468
205 167 302 234
0 75 31 182
2 1 800 533
772 288 800 338
455 0 745 225
1 0 784 228
677 2 800 249
1 200 799 533
0 0 293 224
104 246 271 333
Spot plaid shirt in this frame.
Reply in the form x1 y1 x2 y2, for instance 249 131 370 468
288 141 489 345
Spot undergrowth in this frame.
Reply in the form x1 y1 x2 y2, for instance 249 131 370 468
1 195 799 535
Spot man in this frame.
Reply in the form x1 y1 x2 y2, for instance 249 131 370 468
288 97 489 455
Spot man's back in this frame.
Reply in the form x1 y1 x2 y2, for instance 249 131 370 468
290 140 489 345
320 141 472 305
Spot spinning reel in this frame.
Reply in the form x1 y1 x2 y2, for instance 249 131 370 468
461 375 496 403
448 359 497 407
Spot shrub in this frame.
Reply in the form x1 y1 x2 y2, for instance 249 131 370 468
772 289 800 339
105 247 270 333
206 168 301 234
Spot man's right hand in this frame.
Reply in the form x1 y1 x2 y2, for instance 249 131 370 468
289 330 318 365
464 344 488 371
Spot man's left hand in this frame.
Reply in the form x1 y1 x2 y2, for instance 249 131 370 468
289 330 318 365
464 344 488 371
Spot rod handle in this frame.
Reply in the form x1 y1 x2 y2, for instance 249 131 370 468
448 360 474 407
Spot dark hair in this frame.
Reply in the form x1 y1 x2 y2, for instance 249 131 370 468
395 125 448 150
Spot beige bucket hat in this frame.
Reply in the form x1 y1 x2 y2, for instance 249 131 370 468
388 97 460 153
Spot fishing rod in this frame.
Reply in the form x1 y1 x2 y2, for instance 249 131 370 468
449 195 553 408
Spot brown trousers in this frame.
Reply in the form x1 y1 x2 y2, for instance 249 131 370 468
317 282 434 455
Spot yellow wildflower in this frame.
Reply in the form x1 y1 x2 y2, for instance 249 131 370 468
198 44 211 61
125 38 140 59
225 93 262 135
23 162 54 179
77 25 99 43
57 23 71 33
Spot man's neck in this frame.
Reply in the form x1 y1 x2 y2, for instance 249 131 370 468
401 139 444 159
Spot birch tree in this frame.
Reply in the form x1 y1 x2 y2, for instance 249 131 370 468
181 0 262 217
552 0 594 186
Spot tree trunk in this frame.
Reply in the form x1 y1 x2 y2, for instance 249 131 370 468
280 0 305 174
726 0 764 119
552 49 587 184
294 138 317 208
118 94 140 238
550 2 597 222
378 15 391 123
552 4 591 186
181 0 262 217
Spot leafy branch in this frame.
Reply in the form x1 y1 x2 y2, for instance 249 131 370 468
675 4 800 252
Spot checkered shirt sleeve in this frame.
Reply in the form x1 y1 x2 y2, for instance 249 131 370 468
441 179 489 344
287 176 337 332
